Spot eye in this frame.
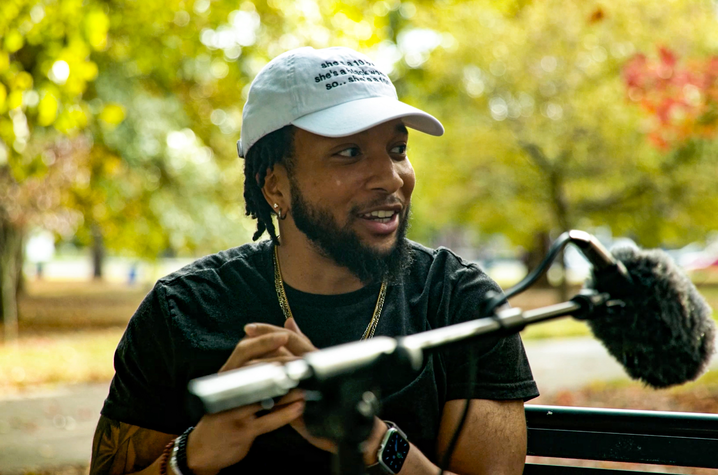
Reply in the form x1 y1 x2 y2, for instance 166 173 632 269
390 144 407 155
336 146 361 158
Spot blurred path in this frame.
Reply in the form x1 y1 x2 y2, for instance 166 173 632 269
0 383 107 472
524 336 718 396
2 337 718 471
525 337 633 394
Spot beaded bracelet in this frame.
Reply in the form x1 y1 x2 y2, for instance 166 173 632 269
158 439 176 475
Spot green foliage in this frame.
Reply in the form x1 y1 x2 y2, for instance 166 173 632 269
405 0 718 249
3 0 718 264
1 0 413 258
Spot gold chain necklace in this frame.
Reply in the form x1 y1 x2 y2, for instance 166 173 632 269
272 245 387 340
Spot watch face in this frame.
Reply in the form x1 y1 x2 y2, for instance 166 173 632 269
381 430 410 473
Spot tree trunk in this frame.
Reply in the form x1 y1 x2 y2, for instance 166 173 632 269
549 170 571 302
0 218 23 342
15 233 24 298
523 231 552 288
92 224 104 281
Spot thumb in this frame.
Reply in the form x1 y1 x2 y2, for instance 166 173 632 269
284 317 303 335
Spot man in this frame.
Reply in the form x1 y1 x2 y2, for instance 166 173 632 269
90 46 538 475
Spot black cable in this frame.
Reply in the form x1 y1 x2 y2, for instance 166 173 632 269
482 231 574 317
438 231 574 472
438 342 477 474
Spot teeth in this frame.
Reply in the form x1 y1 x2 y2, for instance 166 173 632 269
364 210 394 218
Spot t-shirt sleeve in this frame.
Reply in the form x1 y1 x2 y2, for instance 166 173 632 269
101 283 186 434
441 260 539 402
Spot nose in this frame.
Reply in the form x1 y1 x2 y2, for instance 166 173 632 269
367 152 405 194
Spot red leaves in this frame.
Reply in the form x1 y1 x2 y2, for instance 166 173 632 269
622 47 718 150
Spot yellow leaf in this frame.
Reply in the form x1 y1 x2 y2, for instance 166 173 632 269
99 103 126 126
11 71 33 91
69 105 88 128
0 84 6 109
84 10 110 51
38 93 59 126
0 52 9 73
0 118 12 138
4 30 24 53
83 61 99 81
102 154 123 175
54 112 72 133
7 90 23 109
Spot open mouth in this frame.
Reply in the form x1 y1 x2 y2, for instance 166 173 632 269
355 209 401 236
358 210 398 223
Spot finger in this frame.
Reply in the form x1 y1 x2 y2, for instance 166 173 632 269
255 389 304 416
253 401 304 436
220 333 289 372
284 331 317 355
284 317 304 335
245 324 317 355
252 346 293 359
239 334 293 360
244 322 284 336
212 401 264 419
244 355 300 367
275 389 305 406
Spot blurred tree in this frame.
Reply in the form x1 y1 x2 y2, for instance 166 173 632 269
1 0 95 339
4 0 718 338
623 47 718 151
402 0 718 278
0 0 409 339
70 0 408 262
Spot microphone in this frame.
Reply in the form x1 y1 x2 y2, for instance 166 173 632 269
583 244 715 388
187 230 716 415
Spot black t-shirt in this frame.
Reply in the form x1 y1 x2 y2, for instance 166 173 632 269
102 240 538 473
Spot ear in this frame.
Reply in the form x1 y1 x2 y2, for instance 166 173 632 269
261 164 290 215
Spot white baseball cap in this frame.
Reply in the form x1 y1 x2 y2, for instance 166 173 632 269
237 46 444 158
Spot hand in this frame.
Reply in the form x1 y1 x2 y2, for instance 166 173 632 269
241 320 390 462
185 333 305 475
279 321 387 461
242 319 340 453
242 317 318 356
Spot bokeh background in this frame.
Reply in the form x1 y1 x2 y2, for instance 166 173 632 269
2 0 718 473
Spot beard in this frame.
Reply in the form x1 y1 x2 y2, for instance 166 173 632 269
288 179 414 285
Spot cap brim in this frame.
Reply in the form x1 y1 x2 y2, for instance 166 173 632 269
291 96 444 138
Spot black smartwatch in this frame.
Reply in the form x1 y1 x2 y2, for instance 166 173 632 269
367 421 410 474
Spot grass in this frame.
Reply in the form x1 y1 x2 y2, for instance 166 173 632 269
516 283 718 340
0 281 145 396
16 281 150 332
533 367 718 410
2 280 718 394
520 317 592 339
0 329 123 396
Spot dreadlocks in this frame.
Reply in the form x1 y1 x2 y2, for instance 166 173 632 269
243 125 295 244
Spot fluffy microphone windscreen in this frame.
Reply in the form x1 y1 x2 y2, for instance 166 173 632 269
587 246 715 388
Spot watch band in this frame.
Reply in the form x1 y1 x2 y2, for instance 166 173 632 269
367 421 410 474
170 427 195 475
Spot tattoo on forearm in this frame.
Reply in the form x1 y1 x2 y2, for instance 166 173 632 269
90 416 175 475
